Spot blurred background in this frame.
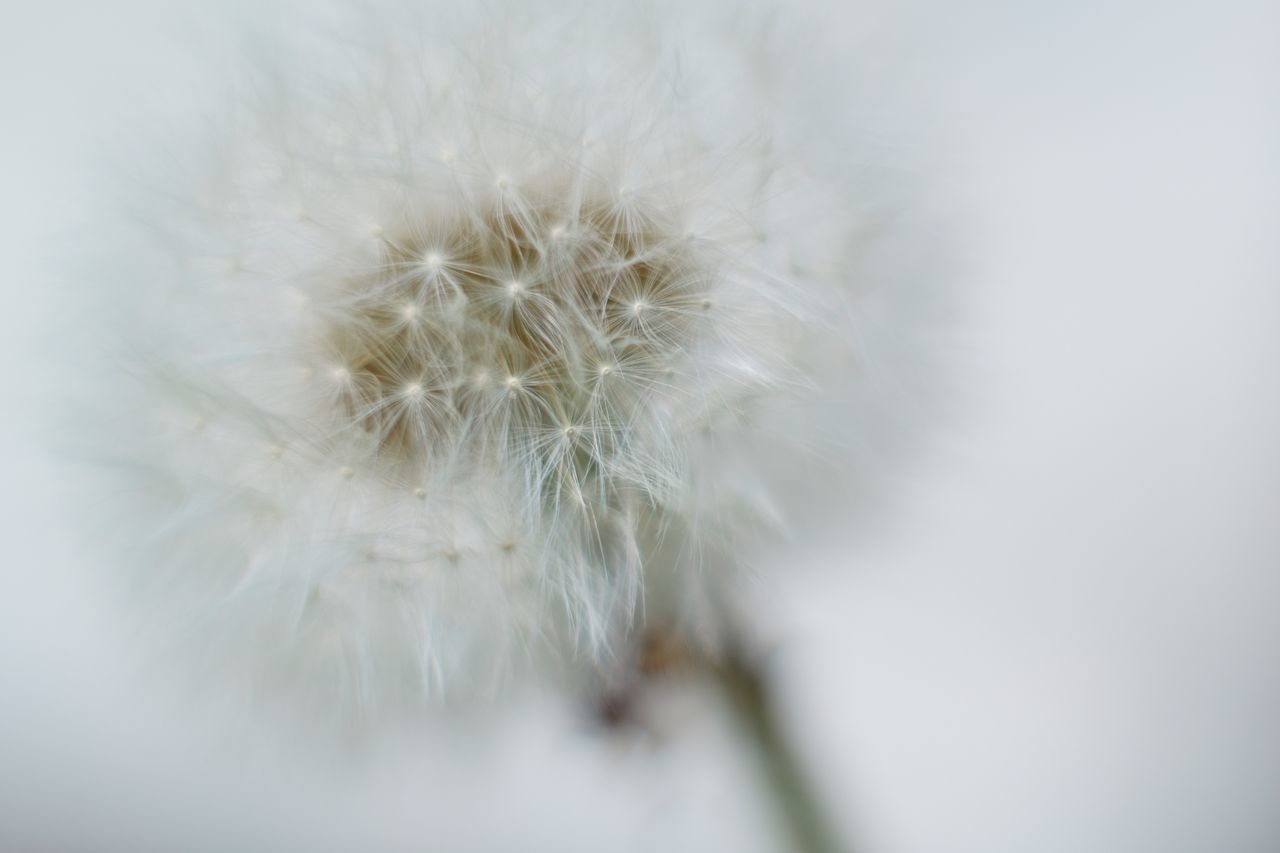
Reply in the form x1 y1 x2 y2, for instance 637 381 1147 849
1 0 1276 850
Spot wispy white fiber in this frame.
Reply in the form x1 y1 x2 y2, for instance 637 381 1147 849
74 0 936 723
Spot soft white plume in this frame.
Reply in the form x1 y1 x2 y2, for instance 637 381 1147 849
72 0 936 723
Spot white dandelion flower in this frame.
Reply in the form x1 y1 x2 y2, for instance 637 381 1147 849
73 1 935 723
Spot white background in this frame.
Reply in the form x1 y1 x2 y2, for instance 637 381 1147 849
1 1 1276 851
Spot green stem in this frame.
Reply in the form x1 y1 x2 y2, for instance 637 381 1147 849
715 650 848 853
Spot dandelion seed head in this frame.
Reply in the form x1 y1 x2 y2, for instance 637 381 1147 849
76 0 934 725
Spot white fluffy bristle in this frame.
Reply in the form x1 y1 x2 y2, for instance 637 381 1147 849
75 1 926 722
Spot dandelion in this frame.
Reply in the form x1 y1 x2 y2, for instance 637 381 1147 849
77 1 931 723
